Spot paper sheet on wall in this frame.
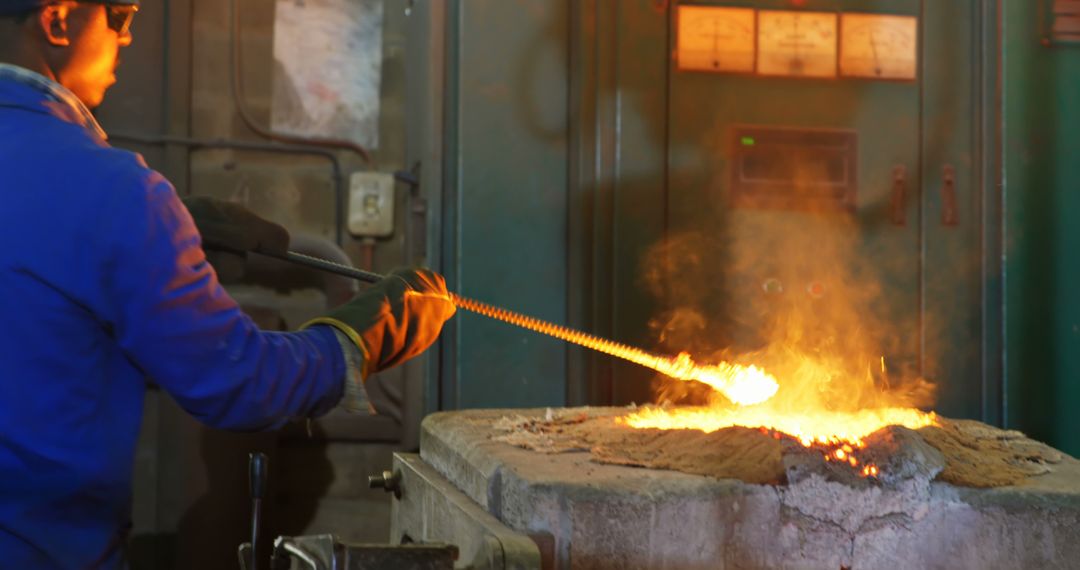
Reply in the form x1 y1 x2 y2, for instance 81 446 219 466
271 0 383 149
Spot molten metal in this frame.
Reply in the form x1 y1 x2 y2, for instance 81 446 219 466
620 406 937 447
452 294 780 405
619 400 938 478
450 290 934 478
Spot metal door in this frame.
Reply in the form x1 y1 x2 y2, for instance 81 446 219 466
573 0 993 420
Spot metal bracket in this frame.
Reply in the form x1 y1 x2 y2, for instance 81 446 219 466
391 453 547 569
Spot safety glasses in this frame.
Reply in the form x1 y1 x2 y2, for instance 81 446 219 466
71 1 139 36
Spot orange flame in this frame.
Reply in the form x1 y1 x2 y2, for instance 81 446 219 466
452 287 937 478
620 405 936 447
618 357 940 480
652 353 779 405
620 404 936 479
618 197 946 479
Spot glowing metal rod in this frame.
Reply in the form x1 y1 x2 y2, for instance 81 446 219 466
256 251 778 405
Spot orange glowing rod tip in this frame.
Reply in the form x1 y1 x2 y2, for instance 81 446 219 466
658 353 780 406
449 296 780 406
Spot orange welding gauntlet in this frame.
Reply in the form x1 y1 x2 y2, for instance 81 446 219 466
304 268 456 378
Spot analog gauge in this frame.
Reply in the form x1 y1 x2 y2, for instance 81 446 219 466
757 10 838 78
840 14 918 80
676 6 756 73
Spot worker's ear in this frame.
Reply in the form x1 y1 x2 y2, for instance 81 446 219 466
38 4 72 47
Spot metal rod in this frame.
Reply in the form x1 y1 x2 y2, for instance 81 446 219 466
258 250 384 284
248 452 268 570
255 250 674 371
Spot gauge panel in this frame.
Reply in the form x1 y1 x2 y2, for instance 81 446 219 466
757 10 838 78
676 6 756 73
840 14 918 80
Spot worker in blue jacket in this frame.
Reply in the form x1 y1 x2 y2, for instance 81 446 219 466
0 1 457 567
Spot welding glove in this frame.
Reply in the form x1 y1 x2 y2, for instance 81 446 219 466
181 196 290 282
304 268 456 379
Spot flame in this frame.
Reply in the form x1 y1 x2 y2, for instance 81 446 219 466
447 207 939 479
654 353 779 406
620 405 936 447
627 214 947 478
620 404 936 479
614 171 952 480
619 355 939 479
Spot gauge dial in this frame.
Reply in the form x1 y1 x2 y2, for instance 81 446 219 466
840 14 918 80
676 6 756 73
757 11 838 78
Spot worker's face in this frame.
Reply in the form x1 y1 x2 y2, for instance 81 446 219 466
41 2 134 109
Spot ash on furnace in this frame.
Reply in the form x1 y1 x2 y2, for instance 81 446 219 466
491 407 1065 488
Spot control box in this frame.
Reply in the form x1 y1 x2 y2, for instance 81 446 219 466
348 171 395 238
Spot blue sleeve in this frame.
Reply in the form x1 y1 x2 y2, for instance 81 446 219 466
97 163 344 431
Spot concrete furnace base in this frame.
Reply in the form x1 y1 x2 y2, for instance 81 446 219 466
409 408 1080 570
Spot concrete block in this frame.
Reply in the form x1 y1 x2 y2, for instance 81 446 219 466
416 408 1080 570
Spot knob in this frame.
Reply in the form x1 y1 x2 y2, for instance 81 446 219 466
368 469 402 499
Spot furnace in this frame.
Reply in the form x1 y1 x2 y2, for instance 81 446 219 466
388 407 1080 570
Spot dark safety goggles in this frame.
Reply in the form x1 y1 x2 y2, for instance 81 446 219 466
67 1 139 35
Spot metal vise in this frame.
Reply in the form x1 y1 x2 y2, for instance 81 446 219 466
239 533 458 570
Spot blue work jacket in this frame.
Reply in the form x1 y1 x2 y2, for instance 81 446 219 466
0 65 345 568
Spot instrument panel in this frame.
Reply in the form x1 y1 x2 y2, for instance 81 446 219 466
757 10 838 78
676 6 918 81
840 14 918 80
676 6 756 73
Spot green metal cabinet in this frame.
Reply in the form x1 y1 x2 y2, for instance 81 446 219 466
565 0 993 419
431 0 1080 455
436 0 572 410
1002 0 1080 455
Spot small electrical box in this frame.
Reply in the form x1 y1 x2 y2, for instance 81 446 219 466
348 172 395 238
730 126 857 212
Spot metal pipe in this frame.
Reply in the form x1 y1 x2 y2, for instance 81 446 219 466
272 537 319 570
247 452 268 570
227 0 366 245
108 132 348 245
280 542 318 570
227 0 372 166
